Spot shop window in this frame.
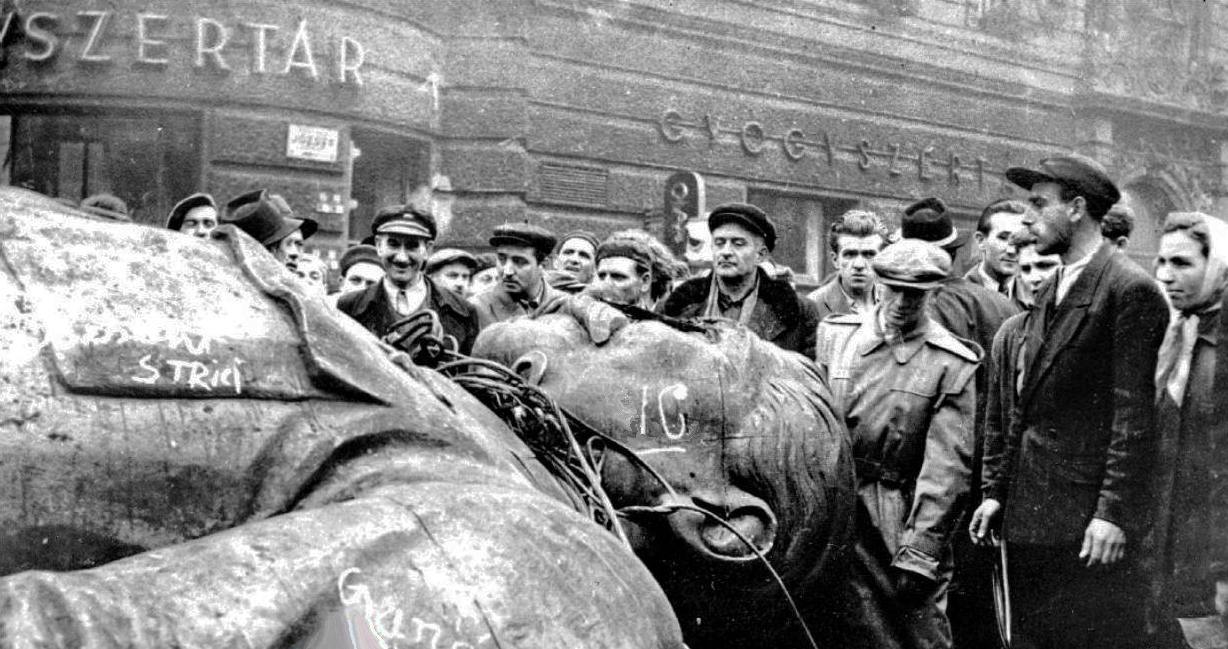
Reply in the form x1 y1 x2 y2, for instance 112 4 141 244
746 190 858 288
3 112 200 226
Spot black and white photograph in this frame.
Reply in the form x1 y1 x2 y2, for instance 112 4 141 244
0 1 1226 648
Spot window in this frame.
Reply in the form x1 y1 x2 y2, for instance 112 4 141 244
349 127 430 243
4 111 200 226
745 190 858 288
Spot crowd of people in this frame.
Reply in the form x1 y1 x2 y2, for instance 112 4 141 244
80 150 1227 649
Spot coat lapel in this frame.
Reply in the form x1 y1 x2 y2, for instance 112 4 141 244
1020 244 1113 405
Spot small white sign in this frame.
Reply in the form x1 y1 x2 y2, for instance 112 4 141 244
286 125 340 163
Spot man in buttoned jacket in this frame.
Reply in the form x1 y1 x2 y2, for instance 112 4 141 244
969 154 1169 649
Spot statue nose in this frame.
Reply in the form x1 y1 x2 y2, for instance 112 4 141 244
661 488 777 561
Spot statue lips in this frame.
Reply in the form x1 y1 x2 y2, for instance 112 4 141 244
658 491 778 561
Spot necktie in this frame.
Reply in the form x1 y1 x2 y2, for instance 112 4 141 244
395 289 410 316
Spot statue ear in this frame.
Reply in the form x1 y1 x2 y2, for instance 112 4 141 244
511 350 548 386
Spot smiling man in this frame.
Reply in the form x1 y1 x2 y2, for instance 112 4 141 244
337 204 480 354
657 203 819 357
965 199 1031 310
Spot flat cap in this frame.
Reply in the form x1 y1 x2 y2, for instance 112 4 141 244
227 192 317 246
871 239 951 290
708 203 776 251
1005 153 1121 213
558 229 600 252
490 222 557 259
79 193 130 222
425 248 479 275
372 204 437 240
596 239 653 269
166 193 216 230
902 197 966 250
339 244 381 275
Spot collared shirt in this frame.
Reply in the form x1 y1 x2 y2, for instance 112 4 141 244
840 278 879 315
977 264 1014 300
1056 245 1095 305
705 273 760 325
385 276 427 316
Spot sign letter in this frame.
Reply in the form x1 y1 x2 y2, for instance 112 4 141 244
282 20 319 79
195 18 230 71
77 10 112 63
136 13 170 65
246 23 279 74
337 36 365 86
22 13 59 62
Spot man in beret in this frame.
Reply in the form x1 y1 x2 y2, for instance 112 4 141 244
225 190 317 274
897 196 1019 648
425 248 479 297
335 244 385 297
166 193 219 239
968 153 1169 649
816 239 979 649
337 205 480 355
589 238 658 309
657 203 820 357
548 230 599 293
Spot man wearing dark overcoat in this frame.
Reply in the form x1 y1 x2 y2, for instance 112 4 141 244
337 204 480 355
658 203 820 358
969 154 1170 649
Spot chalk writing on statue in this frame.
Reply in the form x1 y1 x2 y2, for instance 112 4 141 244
337 568 495 649
131 354 245 394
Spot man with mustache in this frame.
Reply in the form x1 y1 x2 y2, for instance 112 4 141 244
816 238 979 649
470 222 564 328
657 203 820 357
337 204 480 355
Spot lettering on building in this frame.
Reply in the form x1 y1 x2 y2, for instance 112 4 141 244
657 109 999 189
0 10 366 86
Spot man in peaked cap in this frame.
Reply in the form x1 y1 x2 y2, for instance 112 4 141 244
337 204 480 356
816 239 979 649
969 153 1168 649
166 193 218 239
899 196 1018 649
657 202 820 357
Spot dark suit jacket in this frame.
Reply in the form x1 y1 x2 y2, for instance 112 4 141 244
806 277 879 321
337 277 481 355
658 268 820 358
993 243 1168 547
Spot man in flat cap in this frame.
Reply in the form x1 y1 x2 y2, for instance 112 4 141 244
425 248 479 297
657 203 820 357
471 223 562 327
548 230 599 293
166 193 219 239
816 239 979 649
337 204 481 355
969 153 1169 649
225 190 317 274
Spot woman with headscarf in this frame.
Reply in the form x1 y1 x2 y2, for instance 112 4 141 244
1149 210 1228 647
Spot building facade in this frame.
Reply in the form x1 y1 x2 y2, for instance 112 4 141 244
2 0 1225 280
